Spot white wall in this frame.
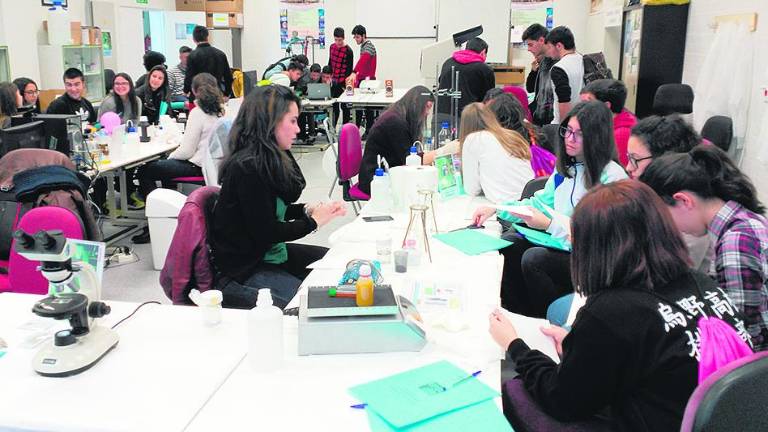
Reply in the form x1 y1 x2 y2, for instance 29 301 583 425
682 0 768 204
0 0 46 83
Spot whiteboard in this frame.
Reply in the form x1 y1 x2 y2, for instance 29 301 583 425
354 0 437 38
437 0 511 64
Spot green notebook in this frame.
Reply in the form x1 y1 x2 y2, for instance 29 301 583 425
433 230 512 255
349 360 499 429
366 400 512 432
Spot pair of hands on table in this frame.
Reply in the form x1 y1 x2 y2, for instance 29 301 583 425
472 206 552 230
488 309 568 358
307 201 346 227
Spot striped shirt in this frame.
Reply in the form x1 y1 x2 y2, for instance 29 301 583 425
708 200 768 350
167 63 187 97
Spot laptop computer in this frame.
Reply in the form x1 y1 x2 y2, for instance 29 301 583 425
306 83 332 100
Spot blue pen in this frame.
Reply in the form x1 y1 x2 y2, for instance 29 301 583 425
449 370 482 388
350 403 368 409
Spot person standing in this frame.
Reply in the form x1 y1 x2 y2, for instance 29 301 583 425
522 23 555 126
46 68 97 123
437 37 495 127
545 26 583 124
328 27 353 125
347 25 377 137
184 26 233 99
167 46 192 101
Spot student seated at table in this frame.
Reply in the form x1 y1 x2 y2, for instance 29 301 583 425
0 82 21 129
13 77 41 114
357 85 434 195
489 180 752 432
98 73 142 124
641 144 768 351
263 54 309 81
211 85 346 309
269 62 304 88
474 101 627 317
458 103 533 203
320 65 333 85
136 65 173 124
297 64 323 143
46 68 97 123
579 79 637 166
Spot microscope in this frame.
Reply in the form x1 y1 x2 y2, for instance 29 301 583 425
13 229 119 377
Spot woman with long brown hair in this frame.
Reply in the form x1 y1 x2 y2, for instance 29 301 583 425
459 102 534 203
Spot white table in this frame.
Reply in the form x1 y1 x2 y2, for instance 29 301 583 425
336 88 407 109
187 195 507 431
0 292 248 432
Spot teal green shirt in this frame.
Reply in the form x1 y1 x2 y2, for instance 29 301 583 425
263 197 288 264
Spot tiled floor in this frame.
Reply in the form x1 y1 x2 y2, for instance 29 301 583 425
100 148 357 304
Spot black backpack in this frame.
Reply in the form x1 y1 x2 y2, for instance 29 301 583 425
261 56 293 80
582 52 613 85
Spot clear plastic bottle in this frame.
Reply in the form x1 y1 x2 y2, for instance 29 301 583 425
248 289 284 371
355 265 375 307
405 146 421 166
438 121 451 147
369 168 392 213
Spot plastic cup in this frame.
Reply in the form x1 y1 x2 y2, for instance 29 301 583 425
197 290 223 326
394 249 409 273
376 236 392 264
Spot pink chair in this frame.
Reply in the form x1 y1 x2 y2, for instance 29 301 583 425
337 123 369 213
6 207 84 294
172 176 206 193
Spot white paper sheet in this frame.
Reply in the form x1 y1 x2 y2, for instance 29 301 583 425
500 310 560 363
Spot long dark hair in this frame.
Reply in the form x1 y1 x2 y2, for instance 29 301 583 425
0 82 18 122
571 180 690 295
111 73 139 118
640 144 765 215
194 84 224 117
146 65 169 100
631 114 701 157
556 101 618 189
12 77 40 113
219 85 304 200
385 85 434 143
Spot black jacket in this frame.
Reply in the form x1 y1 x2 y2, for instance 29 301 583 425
437 58 495 116
507 271 751 432
45 94 97 123
184 43 233 96
211 153 316 283
135 84 172 124
357 111 414 195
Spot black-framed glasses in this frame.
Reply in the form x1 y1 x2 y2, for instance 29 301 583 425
559 126 583 141
24 90 40 96
627 153 653 169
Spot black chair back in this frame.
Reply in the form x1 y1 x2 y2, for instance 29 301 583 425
521 176 549 200
653 83 694 116
701 115 733 152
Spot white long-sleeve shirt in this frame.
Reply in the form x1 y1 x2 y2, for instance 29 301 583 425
168 106 221 167
461 131 535 204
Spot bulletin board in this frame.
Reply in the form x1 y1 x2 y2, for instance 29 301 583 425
280 1 325 49
510 2 554 46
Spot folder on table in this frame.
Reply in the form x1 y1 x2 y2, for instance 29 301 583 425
432 230 512 256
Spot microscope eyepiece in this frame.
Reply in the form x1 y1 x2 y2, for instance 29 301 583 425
35 230 62 250
12 230 35 248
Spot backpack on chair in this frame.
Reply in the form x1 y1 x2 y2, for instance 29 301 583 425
582 52 613 85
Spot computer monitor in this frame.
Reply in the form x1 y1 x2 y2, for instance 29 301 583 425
0 121 47 157
10 113 81 156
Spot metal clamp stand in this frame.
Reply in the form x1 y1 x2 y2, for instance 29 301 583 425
403 204 433 263
431 64 462 147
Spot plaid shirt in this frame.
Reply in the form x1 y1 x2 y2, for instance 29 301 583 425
708 200 768 350
329 43 353 84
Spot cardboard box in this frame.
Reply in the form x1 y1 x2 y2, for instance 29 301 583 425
493 66 525 86
81 27 102 46
176 0 205 11
206 0 243 13
39 89 65 112
205 12 243 28
43 20 83 45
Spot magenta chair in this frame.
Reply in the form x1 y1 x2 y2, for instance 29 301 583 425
337 123 369 214
6 207 84 294
172 176 206 194
680 351 768 432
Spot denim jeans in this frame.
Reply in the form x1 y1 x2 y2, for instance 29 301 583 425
137 158 202 198
499 235 573 318
216 243 328 309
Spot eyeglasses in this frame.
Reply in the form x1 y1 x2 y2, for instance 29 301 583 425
559 126 583 141
627 153 653 169
24 90 40 96
113 82 130 87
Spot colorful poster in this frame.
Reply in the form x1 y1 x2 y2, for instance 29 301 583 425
102 31 112 58
279 1 325 50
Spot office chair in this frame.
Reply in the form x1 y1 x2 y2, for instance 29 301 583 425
0 121 46 157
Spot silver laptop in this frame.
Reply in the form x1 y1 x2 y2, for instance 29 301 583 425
307 83 331 100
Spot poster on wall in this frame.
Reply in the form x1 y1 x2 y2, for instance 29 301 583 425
510 1 553 45
102 31 112 57
279 0 325 53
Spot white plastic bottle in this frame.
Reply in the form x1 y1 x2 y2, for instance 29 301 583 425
369 168 392 213
248 289 284 371
438 121 451 147
47 0 71 45
405 146 421 166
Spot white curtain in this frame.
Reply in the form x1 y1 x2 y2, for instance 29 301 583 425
693 22 753 163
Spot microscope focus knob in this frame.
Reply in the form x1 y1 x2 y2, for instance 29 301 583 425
35 230 61 250
12 230 35 249
54 330 77 347
89 302 111 319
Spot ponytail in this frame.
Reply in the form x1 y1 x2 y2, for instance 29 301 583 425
640 144 765 215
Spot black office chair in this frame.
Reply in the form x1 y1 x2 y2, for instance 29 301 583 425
701 115 733 152
243 70 259 97
653 83 694 116
521 176 549 200
0 121 46 157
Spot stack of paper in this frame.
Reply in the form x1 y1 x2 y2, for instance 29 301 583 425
349 361 512 431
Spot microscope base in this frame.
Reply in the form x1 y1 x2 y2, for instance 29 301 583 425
32 325 119 377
